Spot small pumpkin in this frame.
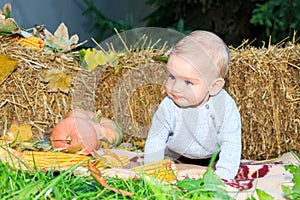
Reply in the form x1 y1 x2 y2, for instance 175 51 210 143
50 117 100 155
64 108 122 145
50 109 123 155
99 117 123 146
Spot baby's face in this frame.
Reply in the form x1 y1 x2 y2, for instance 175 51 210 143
165 54 211 108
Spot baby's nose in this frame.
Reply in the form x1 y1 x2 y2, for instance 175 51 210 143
169 80 184 93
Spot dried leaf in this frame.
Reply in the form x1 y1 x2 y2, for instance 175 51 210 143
0 3 12 32
0 54 18 84
44 69 72 93
102 150 124 168
54 22 69 41
21 140 52 151
61 143 83 154
0 16 17 35
82 48 101 72
0 3 11 18
44 22 79 52
88 162 134 196
7 122 33 146
81 48 124 72
19 142 38 151
33 140 52 151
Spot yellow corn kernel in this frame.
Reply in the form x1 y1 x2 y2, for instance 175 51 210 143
22 151 91 170
130 159 178 182
20 36 44 50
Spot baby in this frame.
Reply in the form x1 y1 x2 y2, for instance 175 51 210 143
144 30 241 180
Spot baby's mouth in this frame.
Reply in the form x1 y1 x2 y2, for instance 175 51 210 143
170 94 181 100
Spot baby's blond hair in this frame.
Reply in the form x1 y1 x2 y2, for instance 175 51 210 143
171 30 230 78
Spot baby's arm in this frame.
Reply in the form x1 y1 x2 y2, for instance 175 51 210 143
215 99 242 180
144 99 171 164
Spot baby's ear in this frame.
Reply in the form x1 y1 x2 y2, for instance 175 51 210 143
209 78 225 96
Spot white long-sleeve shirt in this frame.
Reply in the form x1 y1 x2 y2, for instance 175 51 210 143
144 89 241 180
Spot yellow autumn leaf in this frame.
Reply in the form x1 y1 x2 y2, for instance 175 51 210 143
0 54 18 84
84 48 101 72
7 123 33 146
84 48 112 72
44 69 72 93
84 48 124 72
96 50 111 66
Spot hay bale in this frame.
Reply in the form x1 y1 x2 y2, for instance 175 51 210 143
1 34 299 160
94 41 300 160
227 41 300 160
0 35 80 138
94 49 167 140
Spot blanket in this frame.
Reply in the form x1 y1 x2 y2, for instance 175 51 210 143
97 149 298 200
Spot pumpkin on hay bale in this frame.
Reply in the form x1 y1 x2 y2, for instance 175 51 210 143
0 34 299 160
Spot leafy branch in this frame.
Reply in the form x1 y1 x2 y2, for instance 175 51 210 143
82 0 134 42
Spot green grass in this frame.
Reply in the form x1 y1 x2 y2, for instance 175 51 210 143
1 150 299 199
0 160 234 200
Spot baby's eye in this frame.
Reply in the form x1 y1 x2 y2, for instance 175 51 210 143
168 74 175 80
185 80 193 85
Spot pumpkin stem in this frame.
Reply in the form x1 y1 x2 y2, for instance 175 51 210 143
66 136 72 144
92 110 102 123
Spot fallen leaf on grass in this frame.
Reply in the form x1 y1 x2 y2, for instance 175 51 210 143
88 162 134 196
44 69 72 93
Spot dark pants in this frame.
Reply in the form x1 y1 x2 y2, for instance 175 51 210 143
175 154 219 166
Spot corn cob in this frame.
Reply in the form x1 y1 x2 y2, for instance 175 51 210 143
130 159 178 183
19 36 44 50
22 151 91 170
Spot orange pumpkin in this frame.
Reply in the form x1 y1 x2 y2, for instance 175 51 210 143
50 109 123 155
50 117 100 155
99 117 123 146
